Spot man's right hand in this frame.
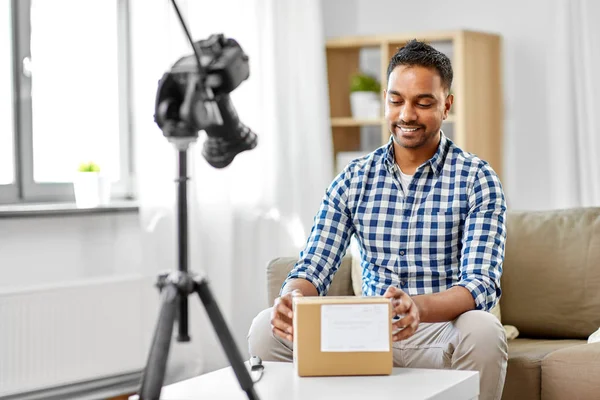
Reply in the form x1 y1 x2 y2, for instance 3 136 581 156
270 289 303 342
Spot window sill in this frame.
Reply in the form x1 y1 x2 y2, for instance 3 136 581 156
0 199 139 219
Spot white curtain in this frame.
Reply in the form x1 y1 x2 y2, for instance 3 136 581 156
548 0 600 208
129 0 332 381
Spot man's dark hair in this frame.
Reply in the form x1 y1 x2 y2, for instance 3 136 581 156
387 39 453 91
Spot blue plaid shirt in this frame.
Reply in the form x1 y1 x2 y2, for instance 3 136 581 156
285 133 506 311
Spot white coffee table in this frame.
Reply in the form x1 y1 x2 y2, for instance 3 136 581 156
135 361 479 400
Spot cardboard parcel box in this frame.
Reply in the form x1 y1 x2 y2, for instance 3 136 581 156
292 296 393 377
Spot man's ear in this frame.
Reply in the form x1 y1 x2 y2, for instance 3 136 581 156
443 92 454 120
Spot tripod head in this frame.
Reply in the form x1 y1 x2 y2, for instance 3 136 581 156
154 33 258 165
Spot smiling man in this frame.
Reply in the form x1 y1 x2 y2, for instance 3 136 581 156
248 40 508 400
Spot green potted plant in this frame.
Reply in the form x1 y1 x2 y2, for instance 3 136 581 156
78 161 101 173
349 72 381 119
73 161 110 207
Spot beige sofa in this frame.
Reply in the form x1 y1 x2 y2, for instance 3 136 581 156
265 208 600 400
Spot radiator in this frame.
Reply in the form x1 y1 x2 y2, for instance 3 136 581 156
0 276 157 397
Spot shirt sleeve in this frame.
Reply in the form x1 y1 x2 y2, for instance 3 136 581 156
282 167 356 296
457 164 507 311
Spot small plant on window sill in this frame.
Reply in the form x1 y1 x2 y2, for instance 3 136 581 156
78 161 101 173
74 162 111 208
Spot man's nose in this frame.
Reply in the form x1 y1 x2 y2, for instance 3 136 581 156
399 104 417 123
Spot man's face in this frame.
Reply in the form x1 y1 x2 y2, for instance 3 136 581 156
384 65 453 149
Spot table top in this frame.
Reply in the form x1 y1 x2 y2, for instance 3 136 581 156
140 361 479 400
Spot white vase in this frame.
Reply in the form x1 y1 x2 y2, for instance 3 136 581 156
73 172 111 208
350 92 381 119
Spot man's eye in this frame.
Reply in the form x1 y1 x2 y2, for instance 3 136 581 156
417 103 433 108
389 99 401 104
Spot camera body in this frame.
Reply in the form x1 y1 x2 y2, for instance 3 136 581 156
169 34 250 96
154 34 257 168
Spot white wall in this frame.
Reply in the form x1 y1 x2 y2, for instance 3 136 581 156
321 0 556 211
0 213 162 395
0 213 143 290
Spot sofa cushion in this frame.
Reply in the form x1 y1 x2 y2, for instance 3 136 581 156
541 342 600 400
266 256 354 306
501 208 600 339
502 338 585 400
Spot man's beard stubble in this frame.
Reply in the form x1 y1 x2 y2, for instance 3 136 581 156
390 123 439 149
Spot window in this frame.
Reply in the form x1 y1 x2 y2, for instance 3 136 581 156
1 0 133 204
1 0 16 190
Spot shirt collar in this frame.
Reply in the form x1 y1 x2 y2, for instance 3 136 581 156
384 131 450 177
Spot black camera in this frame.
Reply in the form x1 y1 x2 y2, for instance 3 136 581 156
154 34 258 168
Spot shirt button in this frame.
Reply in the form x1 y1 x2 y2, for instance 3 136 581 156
399 250 405 256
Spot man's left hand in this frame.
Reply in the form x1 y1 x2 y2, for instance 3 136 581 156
383 286 420 341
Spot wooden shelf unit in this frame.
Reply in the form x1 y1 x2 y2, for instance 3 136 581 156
325 30 503 178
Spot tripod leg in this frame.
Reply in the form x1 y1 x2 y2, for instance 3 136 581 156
139 283 179 400
196 279 260 400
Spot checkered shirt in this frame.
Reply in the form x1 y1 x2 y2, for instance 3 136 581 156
285 133 507 311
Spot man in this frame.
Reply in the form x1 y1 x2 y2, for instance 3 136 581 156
248 40 508 400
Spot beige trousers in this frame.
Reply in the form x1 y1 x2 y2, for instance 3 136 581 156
247 308 507 400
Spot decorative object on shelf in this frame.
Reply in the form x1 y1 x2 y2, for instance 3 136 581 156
349 72 381 119
73 162 111 207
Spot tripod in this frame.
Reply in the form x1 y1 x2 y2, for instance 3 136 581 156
138 137 259 400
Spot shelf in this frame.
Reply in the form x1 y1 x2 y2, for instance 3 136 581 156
331 117 384 127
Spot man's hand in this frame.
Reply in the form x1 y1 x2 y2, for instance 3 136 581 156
384 286 420 341
270 289 303 342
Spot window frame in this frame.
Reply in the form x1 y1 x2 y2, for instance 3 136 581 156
0 0 19 203
1 0 134 204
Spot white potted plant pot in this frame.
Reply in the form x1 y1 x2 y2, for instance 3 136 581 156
74 163 111 207
350 92 381 119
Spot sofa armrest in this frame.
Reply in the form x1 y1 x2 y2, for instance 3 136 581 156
265 256 355 306
266 257 297 306
541 342 600 400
